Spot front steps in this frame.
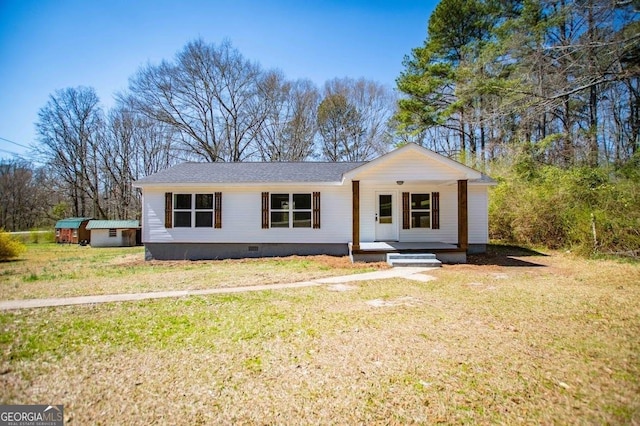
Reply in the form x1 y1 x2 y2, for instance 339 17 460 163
387 253 442 267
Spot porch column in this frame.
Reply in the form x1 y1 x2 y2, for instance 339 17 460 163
458 179 468 251
352 180 360 250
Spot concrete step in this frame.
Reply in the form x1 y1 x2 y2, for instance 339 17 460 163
386 253 442 267
387 253 438 260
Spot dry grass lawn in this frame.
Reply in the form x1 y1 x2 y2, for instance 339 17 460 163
0 244 385 300
1 245 639 424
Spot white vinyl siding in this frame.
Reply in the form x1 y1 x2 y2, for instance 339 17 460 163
351 152 469 183
468 185 489 244
91 229 121 246
357 183 459 244
90 229 136 247
142 185 352 244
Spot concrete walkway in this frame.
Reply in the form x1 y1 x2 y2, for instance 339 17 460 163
0 267 435 311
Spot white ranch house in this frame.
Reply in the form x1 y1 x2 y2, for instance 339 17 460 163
133 144 495 263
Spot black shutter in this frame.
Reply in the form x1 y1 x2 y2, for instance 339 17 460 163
261 192 269 229
402 192 410 229
165 192 173 228
313 192 321 229
432 192 440 230
214 192 222 229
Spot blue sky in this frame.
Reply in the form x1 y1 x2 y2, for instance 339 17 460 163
0 0 436 160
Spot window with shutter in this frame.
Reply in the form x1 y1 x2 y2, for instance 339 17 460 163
402 192 438 229
167 193 220 228
262 192 319 229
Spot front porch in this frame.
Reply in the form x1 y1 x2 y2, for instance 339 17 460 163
349 177 469 264
349 241 467 264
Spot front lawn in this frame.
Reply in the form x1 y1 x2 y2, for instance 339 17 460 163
0 244 384 300
0 246 639 424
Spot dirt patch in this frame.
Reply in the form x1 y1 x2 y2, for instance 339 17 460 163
109 253 144 265
366 296 424 308
117 255 390 270
326 284 359 292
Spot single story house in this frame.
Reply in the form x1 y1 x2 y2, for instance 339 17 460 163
54 217 92 244
85 220 140 247
133 143 496 263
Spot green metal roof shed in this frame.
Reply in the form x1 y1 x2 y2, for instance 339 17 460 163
86 220 140 230
54 217 93 229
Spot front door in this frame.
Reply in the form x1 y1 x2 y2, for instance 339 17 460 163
375 192 397 241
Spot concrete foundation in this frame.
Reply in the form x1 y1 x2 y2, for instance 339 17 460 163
144 243 348 261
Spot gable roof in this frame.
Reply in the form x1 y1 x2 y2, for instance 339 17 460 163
133 144 495 187
86 220 140 230
133 161 365 187
343 143 486 182
54 217 92 229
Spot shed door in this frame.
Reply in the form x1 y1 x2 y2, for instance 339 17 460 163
375 192 397 241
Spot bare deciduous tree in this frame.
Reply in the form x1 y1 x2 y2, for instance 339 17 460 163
0 160 53 231
36 86 106 218
257 73 319 161
100 105 177 219
318 78 395 161
125 39 268 162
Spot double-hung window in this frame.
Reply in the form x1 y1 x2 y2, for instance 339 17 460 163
270 193 312 228
195 194 214 227
411 193 431 228
174 193 214 228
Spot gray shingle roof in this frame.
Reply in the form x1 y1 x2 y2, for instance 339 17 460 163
134 162 367 186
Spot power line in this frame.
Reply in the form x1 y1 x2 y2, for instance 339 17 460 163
0 136 31 150
0 147 25 157
0 148 45 165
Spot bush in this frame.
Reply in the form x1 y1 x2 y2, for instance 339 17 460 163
26 230 55 244
489 162 640 257
29 229 40 244
42 231 56 243
0 229 27 260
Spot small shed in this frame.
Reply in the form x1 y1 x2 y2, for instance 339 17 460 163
54 217 92 244
86 220 140 247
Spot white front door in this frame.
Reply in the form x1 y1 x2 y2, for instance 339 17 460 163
375 192 397 241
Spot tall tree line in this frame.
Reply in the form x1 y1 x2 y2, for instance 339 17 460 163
34 87 175 222
396 0 639 167
20 39 396 226
0 160 56 231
